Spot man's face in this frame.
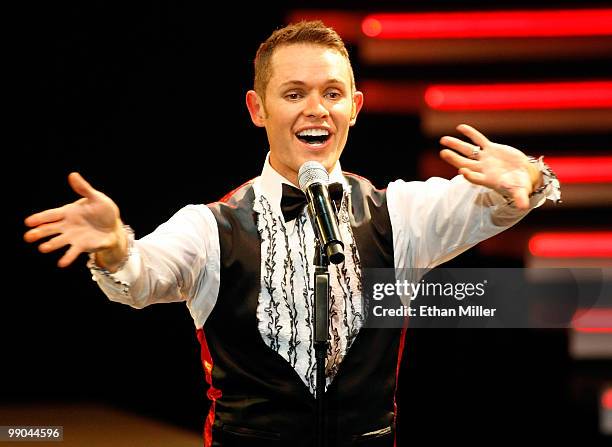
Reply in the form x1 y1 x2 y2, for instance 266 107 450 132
246 44 363 184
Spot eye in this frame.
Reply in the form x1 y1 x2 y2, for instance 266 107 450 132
325 91 342 100
285 92 303 101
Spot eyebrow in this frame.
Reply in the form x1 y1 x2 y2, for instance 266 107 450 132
279 79 346 89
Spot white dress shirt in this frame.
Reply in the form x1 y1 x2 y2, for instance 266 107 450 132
89 153 555 392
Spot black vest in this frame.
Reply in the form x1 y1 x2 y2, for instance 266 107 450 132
198 174 406 447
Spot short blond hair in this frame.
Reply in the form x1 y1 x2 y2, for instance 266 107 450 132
253 20 355 99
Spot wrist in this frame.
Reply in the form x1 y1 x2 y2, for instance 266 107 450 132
526 157 543 192
94 224 134 273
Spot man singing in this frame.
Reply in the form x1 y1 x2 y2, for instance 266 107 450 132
25 21 559 446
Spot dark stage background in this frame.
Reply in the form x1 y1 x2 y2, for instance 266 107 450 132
7 1 612 445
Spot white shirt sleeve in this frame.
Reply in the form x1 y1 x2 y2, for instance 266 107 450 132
88 204 221 326
387 175 550 270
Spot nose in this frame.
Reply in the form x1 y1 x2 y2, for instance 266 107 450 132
303 92 329 119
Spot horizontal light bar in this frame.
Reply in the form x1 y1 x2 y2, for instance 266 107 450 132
546 156 612 184
529 232 612 258
603 388 612 410
422 109 612 136
573 309 612 333
424 81 612 111
360 36 612 65
576 328 612 334
287 10 362 41
362 9 612 39
420 153 612 185
360 80 423 113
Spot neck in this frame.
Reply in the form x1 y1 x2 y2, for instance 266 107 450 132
268 154 338 188
269 157 299 187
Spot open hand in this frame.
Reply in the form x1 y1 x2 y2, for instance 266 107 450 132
439 124 541 210
24 173 125 268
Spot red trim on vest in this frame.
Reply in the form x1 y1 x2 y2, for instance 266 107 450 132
197 328 222 447
217 178 255 203
393 319 409 447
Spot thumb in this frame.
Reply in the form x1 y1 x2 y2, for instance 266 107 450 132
68 172 97 199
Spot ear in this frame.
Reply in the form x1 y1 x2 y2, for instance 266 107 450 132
246 90 266 127
349 91 364 126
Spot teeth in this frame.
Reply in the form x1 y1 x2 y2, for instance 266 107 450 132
297 129 329 137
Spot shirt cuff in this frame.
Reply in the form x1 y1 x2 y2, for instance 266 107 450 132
87 225 138 296
494 155 562 209
527 155 562 204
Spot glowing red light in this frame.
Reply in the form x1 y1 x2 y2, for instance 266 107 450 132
546 157 612 184
603 389 612 410
362 18 382 37
424 81 612 111
573 309 612 333
362 9 612 39
574 328 612 333
529 232 612 258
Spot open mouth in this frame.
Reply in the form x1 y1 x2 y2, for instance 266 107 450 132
296 128 331 147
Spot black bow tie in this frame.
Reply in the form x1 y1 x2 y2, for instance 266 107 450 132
280 182 344 222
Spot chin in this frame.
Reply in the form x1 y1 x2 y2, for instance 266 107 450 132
306 152 337 167
290 148 339 174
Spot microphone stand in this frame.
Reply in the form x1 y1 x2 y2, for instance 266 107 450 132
299 169 343 447
313 239 329 447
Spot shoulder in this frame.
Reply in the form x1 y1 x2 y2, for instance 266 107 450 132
206 178 259 236
216 178 256 204
343 171 387 204
343 171 378 188
207 178 257 212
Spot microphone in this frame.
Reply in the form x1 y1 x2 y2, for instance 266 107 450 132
298 161 345 265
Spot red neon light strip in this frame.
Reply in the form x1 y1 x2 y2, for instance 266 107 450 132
362 9 612 39
424 81 612 111
575 328 612 333
546 156 612 184
529 232 612 258
603 389 612 410
286 11 362 41
572 309 612 333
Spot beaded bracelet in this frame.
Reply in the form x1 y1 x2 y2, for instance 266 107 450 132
527 156 562 203
87 225 135 295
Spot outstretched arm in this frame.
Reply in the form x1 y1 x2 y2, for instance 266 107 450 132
24 172 128 271
388 123 559 270
439 124 543 210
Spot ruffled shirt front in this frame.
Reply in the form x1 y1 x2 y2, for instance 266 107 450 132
89 153 559 394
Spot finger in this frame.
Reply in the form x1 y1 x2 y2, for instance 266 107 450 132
439 149 482 172
440 136 480 159
458 168 489 187
39 234 69 254
24 206 66 227
58 245 82 268
456 124 491 148
24 222 62 243
68 172 97 199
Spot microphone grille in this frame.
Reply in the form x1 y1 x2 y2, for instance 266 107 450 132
298 161 329 191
